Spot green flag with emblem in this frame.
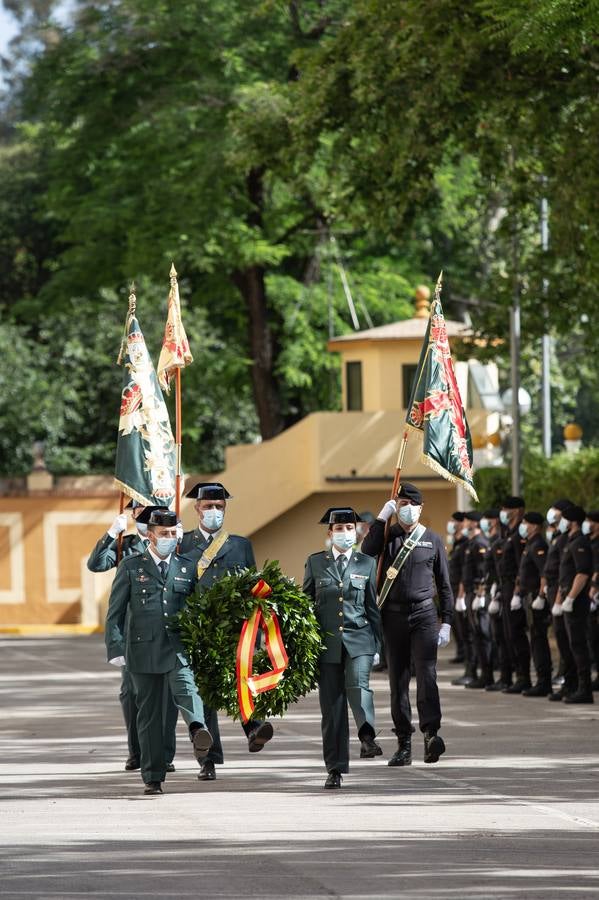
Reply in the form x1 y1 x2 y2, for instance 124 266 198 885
114 285 177 507
405 274 478 502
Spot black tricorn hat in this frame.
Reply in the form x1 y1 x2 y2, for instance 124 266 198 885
465 510 482 522
451 511 466 521
135 505 172 525
319 507 363 525
523 511 544 526
397 482 423 504
563 504 586 525
502 496 526 509
186 481 232 500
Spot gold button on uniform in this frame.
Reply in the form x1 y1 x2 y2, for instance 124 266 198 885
338 611 343 617
339 626 343 631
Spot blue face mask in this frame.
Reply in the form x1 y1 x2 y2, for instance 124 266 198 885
398 504 421 526
480 518 490 535
518 523 529 539
332 529 356 551
447 521 456 535
582 521 591 536
558 517 569 534
155 536 177 557
499 510 509 526
202 508 224 531
461 526 470 539
136 522 148 536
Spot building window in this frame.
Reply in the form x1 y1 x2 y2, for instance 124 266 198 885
346 361 363 410
402 364 418 409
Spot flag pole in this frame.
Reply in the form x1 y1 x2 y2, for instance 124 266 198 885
117 491 126 564
170 264 182 520
377 429 410 587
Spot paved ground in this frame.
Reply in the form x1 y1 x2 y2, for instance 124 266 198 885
1 636 599 900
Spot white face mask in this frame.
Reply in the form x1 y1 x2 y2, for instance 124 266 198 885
546 508 558 525
447 521 456 535
518 523 529 539
332 529 356 551
202 508 224 531
499 510 509 526
558 517 569 534
398 504 421 526
582 521 591 536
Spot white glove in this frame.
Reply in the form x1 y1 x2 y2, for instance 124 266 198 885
562 595 575 613
108 513 128 539
510 593 522 611
378 500 397 522
531 594 546 611
591 599 598 613
176 522 184 541
437 623 451 647
455 595 467 613
551 602 563 617
109 656 126 667
472 596 482 611
488 598 501 615
373 653 380 667
490 582 498 600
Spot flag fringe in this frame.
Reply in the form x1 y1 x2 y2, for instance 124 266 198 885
113 478 154 506
405 423 479 502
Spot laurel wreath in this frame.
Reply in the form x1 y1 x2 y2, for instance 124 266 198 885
177 559 324 720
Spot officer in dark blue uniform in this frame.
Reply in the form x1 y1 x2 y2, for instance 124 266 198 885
362 483 453 767
461 511 492 689
446 511 468 672
584 511 599 690
542 499 574 700
495 496 528 693
303 508 382 789
179 482 273 780
515 512 551 696
481 509 507 691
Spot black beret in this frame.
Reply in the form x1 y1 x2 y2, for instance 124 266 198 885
483 508 500 519
186 481 231 500
563 504 586 525
464 510 482 522
135 505 170 524
319 507 363 525
523 511 544 525
502 496 526 509
587 511 599 524
551 498 573 512
397 482 423 504
148 509 178 528
451 511 466 521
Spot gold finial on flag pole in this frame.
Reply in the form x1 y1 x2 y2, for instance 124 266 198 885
169 262 177 281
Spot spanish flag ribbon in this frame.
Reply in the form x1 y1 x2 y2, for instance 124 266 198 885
236 581 289 723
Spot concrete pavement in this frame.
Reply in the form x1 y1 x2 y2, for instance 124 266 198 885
1 635 598 899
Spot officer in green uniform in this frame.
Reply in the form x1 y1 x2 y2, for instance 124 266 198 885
303 507 382 790
179 482 274 781
105 509 213 794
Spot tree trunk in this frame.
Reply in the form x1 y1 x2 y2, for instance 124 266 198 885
232 167 284 441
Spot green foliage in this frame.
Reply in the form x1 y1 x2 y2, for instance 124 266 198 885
475 448 599 513
177 560 324 720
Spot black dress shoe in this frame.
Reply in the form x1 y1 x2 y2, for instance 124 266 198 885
548 687 572 701
388 736 411 767
522 682 552 697
465 677 493 689
324 770 342 789
143 781 162 795
424 732 446 764
124 756 140 771
451 674 474 686
166 763 175 773
486 680 509 692
360 735 383 758
564 690 594 704
190 725 213 759
502 680 531 694
198 760 216 781
248 721 274 753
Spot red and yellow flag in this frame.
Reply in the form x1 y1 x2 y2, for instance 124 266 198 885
236 581 289 723
156 263 193 393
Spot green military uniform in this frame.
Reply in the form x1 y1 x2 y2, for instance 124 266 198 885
88 530 178 768
105 549 205 785
180 527 257 763
303 547 381 774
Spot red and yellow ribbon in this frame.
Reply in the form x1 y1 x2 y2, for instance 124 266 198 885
236 580 289 723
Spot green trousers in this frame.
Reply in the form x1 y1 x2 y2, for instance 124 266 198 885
120 667 178 764
131 662 205 784
318 649 375 774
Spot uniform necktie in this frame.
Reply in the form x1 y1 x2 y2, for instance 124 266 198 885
337 554 348 577
159 560 168 580
205 534 213 546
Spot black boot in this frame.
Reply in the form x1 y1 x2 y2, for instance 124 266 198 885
388 734 412 767
522 682 552 697
423 731 446 764
502 679 531 694
564 678 594 704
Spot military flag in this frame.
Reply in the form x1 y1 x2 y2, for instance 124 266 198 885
114 285 177 507
405 273 478 502
156 263 193 393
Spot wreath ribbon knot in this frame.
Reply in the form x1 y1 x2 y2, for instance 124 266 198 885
235 580 289 722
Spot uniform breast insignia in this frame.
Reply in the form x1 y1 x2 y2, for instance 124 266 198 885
537 550 545 555
135 574 150 583
181 567 187 573
417 541 433 547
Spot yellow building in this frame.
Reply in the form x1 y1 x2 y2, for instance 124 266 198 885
0 290 501 628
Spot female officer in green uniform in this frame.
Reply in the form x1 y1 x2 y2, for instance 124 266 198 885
303 508 382 789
